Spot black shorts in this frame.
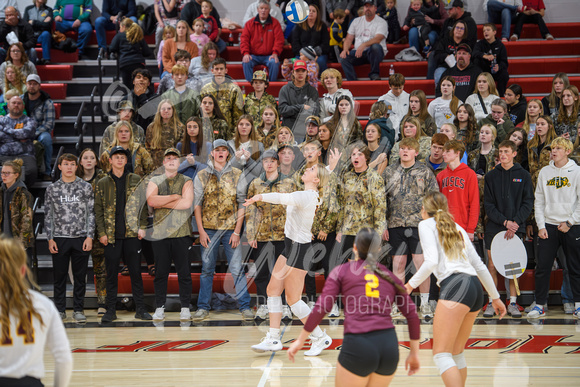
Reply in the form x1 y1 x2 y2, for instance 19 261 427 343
338 328 399 377
439 273 484 312
484 230 525 249
389 227 422 256
281 237 312 270
0 376 43 387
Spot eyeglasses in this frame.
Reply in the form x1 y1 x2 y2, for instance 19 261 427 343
455 26 465 31
1 172 16 176
10 50 21 53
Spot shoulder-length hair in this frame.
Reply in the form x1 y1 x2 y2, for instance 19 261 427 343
300 4 324 31
149 99 182 149
182 116 207 159
235 114 260 160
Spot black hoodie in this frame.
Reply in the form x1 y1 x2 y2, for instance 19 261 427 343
437 62 483 101
508 98 527 126
440 11 478 48
472 38 509 74
483 162 534 235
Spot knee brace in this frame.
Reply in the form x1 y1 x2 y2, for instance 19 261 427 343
452 352 466 370
433 352 456 375
290 300 311 320
267 296 282 314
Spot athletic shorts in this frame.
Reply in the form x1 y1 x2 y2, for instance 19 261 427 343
338 328 399 377
439 273 484 312
484 230 525 250
282 237 312 270
389 227 422 256
0 376 43 387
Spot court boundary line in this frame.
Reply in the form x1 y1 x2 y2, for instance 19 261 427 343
257 323 289 387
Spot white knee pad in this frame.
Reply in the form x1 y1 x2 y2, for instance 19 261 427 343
433 352 456 375
290 300 311 320
267 296 282 314
452 353 466 370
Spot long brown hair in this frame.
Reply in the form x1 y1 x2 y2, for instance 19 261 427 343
234 114 260 161
201 42 219 71
401 116 426 140
149 99 182 149
521 98 543 137
440 75 460 115
0 237 43 343
201 94 227 121
547 72 570 110
76 148 101 178
423 192 466 261
406 89 430 121
257 105 280 133
181 116 207 159
4 64 26 94
300 4 324 31
453 103 477 145
528 115 557 150
557 85 580 125
5 42 29 64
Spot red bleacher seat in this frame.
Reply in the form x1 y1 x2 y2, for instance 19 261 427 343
41 84 68 100
36 65 73 81
35 48 78 63
54 103 61 119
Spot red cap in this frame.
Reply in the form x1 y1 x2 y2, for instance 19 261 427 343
293 60 307 71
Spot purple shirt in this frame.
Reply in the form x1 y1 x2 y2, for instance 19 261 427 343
305 259 420 340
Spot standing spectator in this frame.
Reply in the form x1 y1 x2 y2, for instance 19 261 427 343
193 139 253 321
473 24 509 96
95 0 137 56
199 94 230 141
153 0 181 54
542 72 569 116
402 89 437 137
278 60 320 131
378 73 410 134
227 115 265 177
511 0 554 41
181 0 227 52
366 101 396 148
365 122 390 174
0 6 36 63
377 0 401 44
389 116 431 164
478 98 514 146
240 0 284 83
109 19 153 88
432 20 469 85
328 8 346 61
454 103 478 152
438 43 482 102
147 148 194 322
0 96 36 187
161 20 198 77
196 1 221 50
527 115 556 188
243 70 277 125
318 68 353 122
255 106 280 149
103 121 154 177
161 64 201 125
552 86 580 144
190 19 210 51
23 0 53 65
126 68 157 131
200 58 244 128
509 127 529 170
53 0 93 59
291 4 330 72
465 72 499 122
484 0 524 42
44 153 94 321
23 74 53 180
339 0 388 81
426 133 449 175
428 75 461 130
96 146 152 323
177 116 211 176
99 100 145 156
146 99 185 169
326 95 363 156
505 84 527 125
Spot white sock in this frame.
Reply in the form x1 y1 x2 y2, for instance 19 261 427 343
510 296 517 304
420 293 429 305
269 328 280 338
575 302 580 309
311 326 324 338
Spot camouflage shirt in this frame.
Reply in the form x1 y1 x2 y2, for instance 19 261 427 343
389 136 432 165
255 128 277 150
383 160 439 228
200 78 244 128
146 121 185 169
333 166 387 235
161 87 201 127
149 173 193 239
202 116 231 142
246 173 296 241
99 121 145 156
243 92 277 125
0 114 36 156
0 181 34 248
529 143 552 189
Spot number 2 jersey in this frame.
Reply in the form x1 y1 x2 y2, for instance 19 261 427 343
305 259 420 340
0 290 72 386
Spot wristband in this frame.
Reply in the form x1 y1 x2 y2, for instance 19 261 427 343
233 231 240 236
566 221 573 228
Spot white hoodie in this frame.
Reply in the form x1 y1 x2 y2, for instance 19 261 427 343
378 90 410 137
534 159 580 230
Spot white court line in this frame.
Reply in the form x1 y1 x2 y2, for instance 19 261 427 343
257 323 289 387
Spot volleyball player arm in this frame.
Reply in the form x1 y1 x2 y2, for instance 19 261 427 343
46 304 73 387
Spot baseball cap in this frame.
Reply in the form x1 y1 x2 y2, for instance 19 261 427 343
293 60 307 71
116 100 135 112
362 0 376 5
213 139 229 150
26 74 41 84
109 146 129 158
456 43 472 54
252 70 269 86
451 0 464 8
164 147 181 157
261 149 279 161
305 115 320 126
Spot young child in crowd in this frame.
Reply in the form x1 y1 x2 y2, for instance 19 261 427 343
281 47 319 87
378 0 400 44
197 0 220 46
402 0 438 53
329 9 346 61
158 25 176 78
190 19 210 51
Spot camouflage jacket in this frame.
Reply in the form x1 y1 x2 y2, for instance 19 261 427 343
146 121 185 169
200 78 244 128
161 87 201 127
570 147 580 166
255 127 278 150
101 145 154 177
389 136 432 165
456 127 477 154
0 114 36 156
333 166 387 235
202 116 231 142
243 92 277 125
94 172 148 244
552 112 580 144
194 163 246 230
528 143 552 189
477 114 513 146
383 160 439 228
0 181 34 248
467 146 497 234
99 121 145 156
245 173 296 241
149 173 193 239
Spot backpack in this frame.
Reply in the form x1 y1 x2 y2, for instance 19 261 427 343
142 5 157 36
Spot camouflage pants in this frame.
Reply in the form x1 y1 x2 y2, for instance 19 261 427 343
92 239 107 306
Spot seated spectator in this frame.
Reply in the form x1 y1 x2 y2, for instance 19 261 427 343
339 0 388 81
162 20 199 77
153 0 180 53
145 99 185 168
255 105 280 149
432 19 469 85
0 6 36 63
428 75 462 130
281 47 319 88
0 42 36 86
240 0 284 83
0 89 21 115
243 0 285 29
243 70 277 125
102 120 153 177
552 86 580 144
516 98 543 140
161 64 201 125
465 72 499 122
401 89 437 137
157 25 175 77
438 43 482 102
53 0 93 59
378 73 410 134
0 96 37 187
157 50 197 94
125 68 157 131
402 0 439 54
484 0 523 42
23 74 53 180
542 72 569 116
190 19 210 51
177 116 211 178
291 4 329 72
377 0 400 44
473 23 509 96
278 60 319 131
196 1 222 49
1 64 26 101
180 0 226 52
23 0 53 65
511 0 553 41
99 100 145 156
109 19 153 88
478 98 514 146
199 94 230 141
318 68 353 122
95 0 138 56
189 41 218 89
389 116 431 164
505 84 527 125
0 1 19 21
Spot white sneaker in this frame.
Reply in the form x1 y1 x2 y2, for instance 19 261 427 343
420 302 434 318
328 303 340 317
255 305 269 320
251 332 283 353
180 308 191 321
305 331 332 356
282 305 293 320
152 307 165 321
391 304 401 317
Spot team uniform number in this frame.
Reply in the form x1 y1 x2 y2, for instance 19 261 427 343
1 313 35 346
365 274 380 298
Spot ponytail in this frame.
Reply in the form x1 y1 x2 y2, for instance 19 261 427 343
423 192 465 261
126 21 144 45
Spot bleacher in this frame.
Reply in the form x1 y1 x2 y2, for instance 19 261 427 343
32 22 579 304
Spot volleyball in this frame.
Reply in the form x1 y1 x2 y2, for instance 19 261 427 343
285 0 309 24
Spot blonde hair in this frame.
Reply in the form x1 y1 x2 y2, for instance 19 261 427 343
551 136 573 152
401 116 425 140
557 85 580 125
149 99 182 149
176 20 191 42
547 72 570 110
257 105 280 133
320 68 343 89
480 123 497 142
473 72 499 97
528 115 557 150
273 126 295 148
125 20 144 45
2 158 23 178
4 64 26 94
111 121 135 151
423 192 466 261
0 237 43 344
162 25 176 40
521 99 543 136
315 162 329 189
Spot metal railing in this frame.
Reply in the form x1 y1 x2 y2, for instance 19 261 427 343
97 47 106 123
75 123 87 155
90 86 98 150
31 197 40 282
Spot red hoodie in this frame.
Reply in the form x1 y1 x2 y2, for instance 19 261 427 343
437 163 480 234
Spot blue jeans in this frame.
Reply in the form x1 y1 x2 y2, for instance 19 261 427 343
434 66 447 85
242 55 280 83
317 54 328 73
216 38 227 53
95 16 138 50
37 131 52 175
198 229 251 311
56 20 93 55
487 0 517 39
409 27 438 52
341 43 384 80
38 31 52 61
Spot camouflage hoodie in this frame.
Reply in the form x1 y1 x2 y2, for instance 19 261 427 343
243 92 277 125
0 181 34 248
200 77 244 128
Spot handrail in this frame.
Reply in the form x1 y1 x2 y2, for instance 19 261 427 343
31 197 40 282
97 47 106 122
90 85 98 151
75 123 87 154
74 101 86 135
50 146 65 182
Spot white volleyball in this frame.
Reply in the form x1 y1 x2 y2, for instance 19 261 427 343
285 0 309 24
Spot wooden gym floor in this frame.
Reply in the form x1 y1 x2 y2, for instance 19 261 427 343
41 308 580 386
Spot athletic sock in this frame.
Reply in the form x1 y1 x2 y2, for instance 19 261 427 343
510 296 517 304
311 326 324 338
269 328 280 338
420 293 429 305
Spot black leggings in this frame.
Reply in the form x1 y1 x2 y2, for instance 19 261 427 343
339 328 400 377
